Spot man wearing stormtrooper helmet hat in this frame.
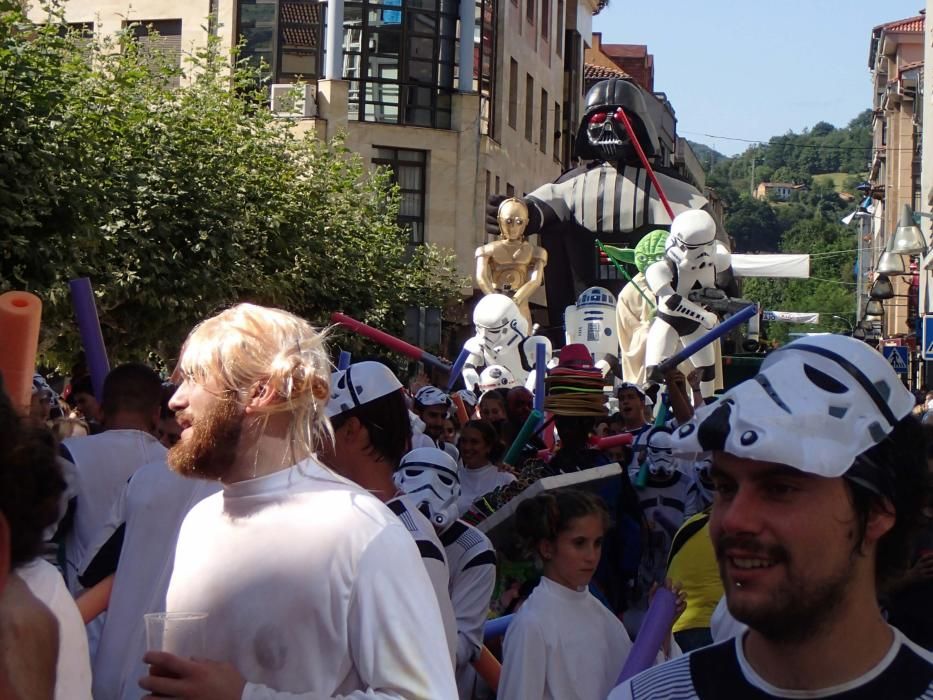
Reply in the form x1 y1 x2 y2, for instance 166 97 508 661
395 447 497 700
412 385 460 461
321 361 459 670
610 334 933 699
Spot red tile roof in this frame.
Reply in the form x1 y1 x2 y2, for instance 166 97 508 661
583 63 632 81
877 15 924 34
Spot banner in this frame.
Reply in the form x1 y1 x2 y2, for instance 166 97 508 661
732 254 810 279
762 310 820 324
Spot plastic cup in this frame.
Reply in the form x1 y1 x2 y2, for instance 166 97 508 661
144 612 208 658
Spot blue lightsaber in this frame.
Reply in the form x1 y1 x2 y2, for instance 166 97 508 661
446 347 472 392
656 304 757 375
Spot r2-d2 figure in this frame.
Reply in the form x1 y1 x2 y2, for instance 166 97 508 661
564 286 620 378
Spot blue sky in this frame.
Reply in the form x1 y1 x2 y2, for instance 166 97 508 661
593 0 925 157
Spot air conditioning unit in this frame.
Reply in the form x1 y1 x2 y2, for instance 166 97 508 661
270 83 317 118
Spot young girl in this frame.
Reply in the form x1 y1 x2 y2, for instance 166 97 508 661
499 489 678 700
456 419 515 516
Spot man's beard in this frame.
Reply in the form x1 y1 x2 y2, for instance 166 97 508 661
715 534 854 644
168 399 244 481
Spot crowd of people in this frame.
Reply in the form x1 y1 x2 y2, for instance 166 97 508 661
0 302 931 699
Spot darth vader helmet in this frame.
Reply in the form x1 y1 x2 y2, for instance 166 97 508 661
575 78 660 163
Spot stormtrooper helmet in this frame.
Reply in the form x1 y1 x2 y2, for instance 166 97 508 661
414 385 450 410
395 447 462 529
574 78 660 162
667 210 717 264
669 334 915 479
473 294 528 356
326 362 403 419
645 427 677 477
478 365 517 393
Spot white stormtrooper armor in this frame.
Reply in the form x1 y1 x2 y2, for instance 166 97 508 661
644 210 732 397
395 447 462 529
670 334 915 479
477 365 518 393
685 453 715 517
564 286 620 379
461 293 551 394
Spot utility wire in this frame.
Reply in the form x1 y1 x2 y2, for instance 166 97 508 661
683 131 907 152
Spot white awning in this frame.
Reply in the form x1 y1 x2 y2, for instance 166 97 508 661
733 254 810 279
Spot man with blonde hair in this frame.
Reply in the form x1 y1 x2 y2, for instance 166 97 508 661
139 304 457 699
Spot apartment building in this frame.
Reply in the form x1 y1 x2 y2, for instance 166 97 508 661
30 0 605 325
867 13 923 342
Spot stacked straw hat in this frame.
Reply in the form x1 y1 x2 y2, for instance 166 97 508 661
543 343 607 417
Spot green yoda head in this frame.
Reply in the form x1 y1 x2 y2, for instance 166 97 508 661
633 229 670 274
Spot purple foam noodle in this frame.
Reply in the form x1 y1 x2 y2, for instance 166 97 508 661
616 587 677 684
69 278 110 401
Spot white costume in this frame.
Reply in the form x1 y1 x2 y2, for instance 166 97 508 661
461 294 550 393
167 459 457 699
17 559 92 700
456 463 516 517
644 210 732 397
61 430 167 592
438 520 497 700
79 459 220 700
684 454 715 518
499 577 636 700
386 493 459 667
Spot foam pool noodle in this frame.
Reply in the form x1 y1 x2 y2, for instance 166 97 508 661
0 291 42 413
69 278 110 401
503 409 543 466
616 587 677 684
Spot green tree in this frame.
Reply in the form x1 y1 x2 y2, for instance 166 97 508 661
0 3 464 365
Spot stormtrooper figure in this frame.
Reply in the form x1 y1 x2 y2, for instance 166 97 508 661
395 448 497 700
644 209 735 398
461 293 551 393
631 427 689 596
564 286 620 379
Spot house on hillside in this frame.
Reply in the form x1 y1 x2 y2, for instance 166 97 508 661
754 182 808 201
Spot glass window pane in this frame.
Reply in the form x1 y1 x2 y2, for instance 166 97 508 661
398 165 422 189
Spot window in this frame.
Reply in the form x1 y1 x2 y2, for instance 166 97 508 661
555 0 563 56
526 0 534 23
540 0 548 39
477 0 498 138
525 73 534 142
373 147 427 244
508 59 518 129
126 19 182 88
279 0 323 81
343 0 456 128
495 175 501 193
506 182 515 196
553 101 561 159
539 88 548 153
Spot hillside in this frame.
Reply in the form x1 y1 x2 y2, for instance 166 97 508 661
686 140 728 171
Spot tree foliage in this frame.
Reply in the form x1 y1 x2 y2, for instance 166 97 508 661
0 3 464 366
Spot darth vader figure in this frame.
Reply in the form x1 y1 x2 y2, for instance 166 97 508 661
486 78 713 337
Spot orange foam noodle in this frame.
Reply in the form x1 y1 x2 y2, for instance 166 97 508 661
452 393 470 425
0 291 42 413
471 646 501 691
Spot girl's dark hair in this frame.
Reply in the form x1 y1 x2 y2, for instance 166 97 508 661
479 390 507 409
515 489 610 556
462 419 504 463
0 382 66 570
846 414 931 586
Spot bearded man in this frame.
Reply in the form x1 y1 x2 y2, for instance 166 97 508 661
609 334 933 699
139 304 457 700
